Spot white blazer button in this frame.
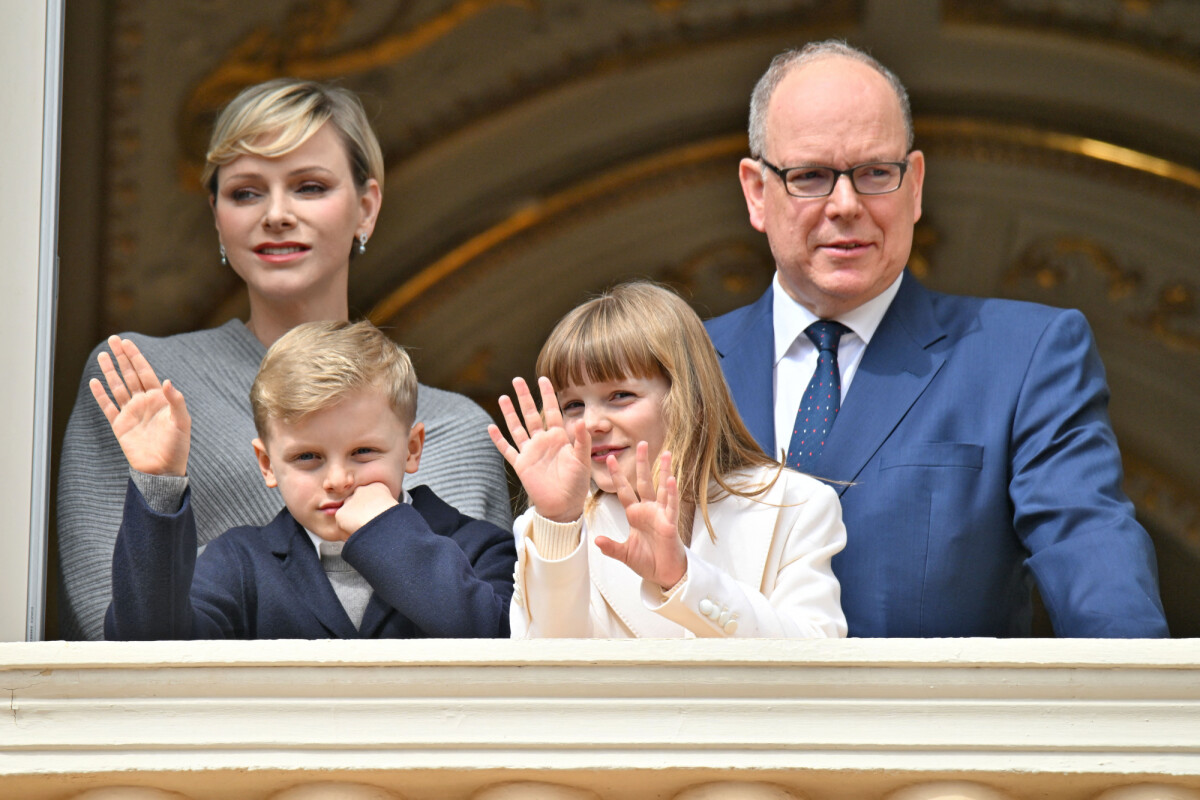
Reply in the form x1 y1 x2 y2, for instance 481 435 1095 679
723 619 738 635
699 599 715 616
718 610 731 626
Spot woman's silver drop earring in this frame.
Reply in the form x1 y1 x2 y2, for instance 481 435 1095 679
357 233 368 255
219 243 228 266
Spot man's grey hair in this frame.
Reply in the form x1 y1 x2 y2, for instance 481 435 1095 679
747 40 914 159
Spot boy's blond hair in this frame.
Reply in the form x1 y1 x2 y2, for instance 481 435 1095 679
202 78 384 196
251 321 417 440
536 281 778 545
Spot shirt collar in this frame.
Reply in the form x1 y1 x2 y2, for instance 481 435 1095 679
305 487 411 558
772 270 905 363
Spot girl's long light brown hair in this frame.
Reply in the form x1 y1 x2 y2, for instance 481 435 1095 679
536 281 779 544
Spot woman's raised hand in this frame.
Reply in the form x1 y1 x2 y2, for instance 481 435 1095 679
488 376 592 523
89 335 191 477
595 443 688 590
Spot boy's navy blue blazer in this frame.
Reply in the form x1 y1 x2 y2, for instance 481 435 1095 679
105 481 516 640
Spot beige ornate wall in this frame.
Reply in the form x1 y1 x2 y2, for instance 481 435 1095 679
52 0 1200 635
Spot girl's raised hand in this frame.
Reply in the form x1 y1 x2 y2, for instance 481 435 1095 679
595 443 688 590
488 376 592 523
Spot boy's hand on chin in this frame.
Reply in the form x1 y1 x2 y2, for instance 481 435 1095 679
335 482 399 537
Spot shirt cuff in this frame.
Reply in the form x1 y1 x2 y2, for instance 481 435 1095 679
130 469 188 515
528 511 583 561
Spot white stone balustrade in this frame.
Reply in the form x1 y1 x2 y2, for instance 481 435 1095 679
2 639 1199 799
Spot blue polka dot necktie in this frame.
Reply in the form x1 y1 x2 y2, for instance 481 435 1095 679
787 320 849 473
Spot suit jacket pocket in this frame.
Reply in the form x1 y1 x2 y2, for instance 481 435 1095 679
879 442 983 470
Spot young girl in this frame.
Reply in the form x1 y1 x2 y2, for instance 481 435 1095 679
488 282 847 638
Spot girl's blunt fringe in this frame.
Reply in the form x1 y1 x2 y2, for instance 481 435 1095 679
536 282 782 546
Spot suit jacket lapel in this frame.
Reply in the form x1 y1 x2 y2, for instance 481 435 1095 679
818 274 947 495
268 514 359 638
699 484 774 592
357 594 393 637
710 288 777 455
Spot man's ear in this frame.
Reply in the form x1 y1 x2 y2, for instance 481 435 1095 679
907 149 926 224
404 422 425 475
738 157 768 233
252 438 278 488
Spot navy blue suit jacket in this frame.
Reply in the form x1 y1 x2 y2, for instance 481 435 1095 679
106 482 516 640
706 274 1167 637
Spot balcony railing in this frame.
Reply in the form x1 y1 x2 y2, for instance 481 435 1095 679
3 638 1199 799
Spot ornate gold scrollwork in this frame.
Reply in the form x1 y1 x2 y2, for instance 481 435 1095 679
1008 236 1200 353
1008 237 1141 300
368 134 748 325
1137 281 1200 354
178 0 536 186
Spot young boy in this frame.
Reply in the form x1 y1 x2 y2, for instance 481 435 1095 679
94 320 516 640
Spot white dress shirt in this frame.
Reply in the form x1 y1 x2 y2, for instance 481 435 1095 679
772 272 904 458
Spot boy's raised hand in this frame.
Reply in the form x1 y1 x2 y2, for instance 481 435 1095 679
595 444 688 590
488 376 591 523
334 481 399 539
89 335 190 477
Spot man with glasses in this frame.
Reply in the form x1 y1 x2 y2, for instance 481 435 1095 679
706 41 1168 638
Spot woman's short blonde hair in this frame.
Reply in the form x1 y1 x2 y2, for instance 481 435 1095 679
536 281 777 544
202 78 384 196
251 320 416 440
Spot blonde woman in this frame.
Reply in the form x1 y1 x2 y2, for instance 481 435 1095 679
59 79 511 640
490 282 847 638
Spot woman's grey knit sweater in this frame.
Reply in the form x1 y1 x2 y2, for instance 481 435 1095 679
57 320 513 640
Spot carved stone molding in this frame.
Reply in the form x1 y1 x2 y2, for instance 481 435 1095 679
944 0 1200 67
5 639 1200 799
886 783 1014 800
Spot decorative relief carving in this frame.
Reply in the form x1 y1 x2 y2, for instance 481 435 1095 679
176 0 858 186
659 239 775 309
944 0 1200 67
909 218 938 281
674 782 805 800
472 782 600 800
105 0 150 330
1006 236 1200 354
1124 453 1200 558
1095 783 1200 800
1136 281 1200 354
368 134 751 327
916 118 1200 213
269 783 404 800
177 0 536 186
886 782 1014 800
1007 236 1142 300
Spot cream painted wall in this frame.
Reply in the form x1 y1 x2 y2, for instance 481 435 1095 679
0 0 57 641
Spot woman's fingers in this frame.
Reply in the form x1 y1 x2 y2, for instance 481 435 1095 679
88 378 120 425
108 336 147 395
162 379 190 432
96 351 131 408
123 338 162 391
